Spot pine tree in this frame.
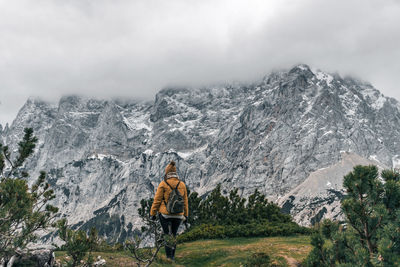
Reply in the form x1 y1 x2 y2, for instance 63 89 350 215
186 188 202 227
0 128 58 265
305 165 400 266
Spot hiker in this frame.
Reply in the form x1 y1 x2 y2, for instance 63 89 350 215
150 160 189 260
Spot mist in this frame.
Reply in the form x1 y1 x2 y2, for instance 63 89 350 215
1 0 399 125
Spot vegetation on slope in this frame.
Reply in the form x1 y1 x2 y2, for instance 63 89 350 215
55 235 311 267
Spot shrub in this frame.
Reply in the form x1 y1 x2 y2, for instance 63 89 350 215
57 219 99 267
177 222 311 243
189 185 292 227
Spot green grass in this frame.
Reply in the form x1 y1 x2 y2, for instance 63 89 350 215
55 235 311 266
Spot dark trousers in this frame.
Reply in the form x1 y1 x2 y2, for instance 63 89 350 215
159 214 182 259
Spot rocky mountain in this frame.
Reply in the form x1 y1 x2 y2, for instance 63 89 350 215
1 64 400 241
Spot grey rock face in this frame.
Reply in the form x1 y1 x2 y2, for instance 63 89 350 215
6 248 55 267
2 64 400 239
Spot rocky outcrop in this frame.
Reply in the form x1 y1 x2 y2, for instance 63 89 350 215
1 248 55 267
2 64 400 239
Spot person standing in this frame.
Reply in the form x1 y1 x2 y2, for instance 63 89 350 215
150 161 189 260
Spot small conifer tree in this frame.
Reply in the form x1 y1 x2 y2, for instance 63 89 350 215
0 128 58 265
304 165 400 266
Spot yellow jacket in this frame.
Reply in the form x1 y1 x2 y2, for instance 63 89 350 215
150 177 189 217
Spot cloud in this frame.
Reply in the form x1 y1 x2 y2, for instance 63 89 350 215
0 0 399 125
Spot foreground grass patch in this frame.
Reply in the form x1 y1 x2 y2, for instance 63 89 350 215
55 235 311 266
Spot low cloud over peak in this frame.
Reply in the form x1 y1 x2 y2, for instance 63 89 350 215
1 0 399 125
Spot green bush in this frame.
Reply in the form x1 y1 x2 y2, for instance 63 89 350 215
57 219 99 267
187 185 292 228
177 222 311 243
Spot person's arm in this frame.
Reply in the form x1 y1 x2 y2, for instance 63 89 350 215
183 183 189 218
150 182 164 216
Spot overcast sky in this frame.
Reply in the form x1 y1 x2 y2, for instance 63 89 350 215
1 0 399 126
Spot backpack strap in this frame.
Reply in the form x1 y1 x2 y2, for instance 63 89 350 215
175 181 181 190
163 180 170 207
164 180 174 190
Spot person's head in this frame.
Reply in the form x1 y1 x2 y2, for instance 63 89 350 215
165 161 177 175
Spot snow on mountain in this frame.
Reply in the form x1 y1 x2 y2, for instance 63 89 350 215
2 64 400 241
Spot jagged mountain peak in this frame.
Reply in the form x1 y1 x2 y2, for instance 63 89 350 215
3 64 400 240
288 63 314 76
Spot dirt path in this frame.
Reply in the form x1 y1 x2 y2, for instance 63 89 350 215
282 255 300 267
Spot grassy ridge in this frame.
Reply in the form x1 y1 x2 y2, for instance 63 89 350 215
55 235 311 266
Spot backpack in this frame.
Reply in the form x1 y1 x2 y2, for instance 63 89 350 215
164 180 184 214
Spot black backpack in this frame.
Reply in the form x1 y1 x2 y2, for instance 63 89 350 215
164 180 184 214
